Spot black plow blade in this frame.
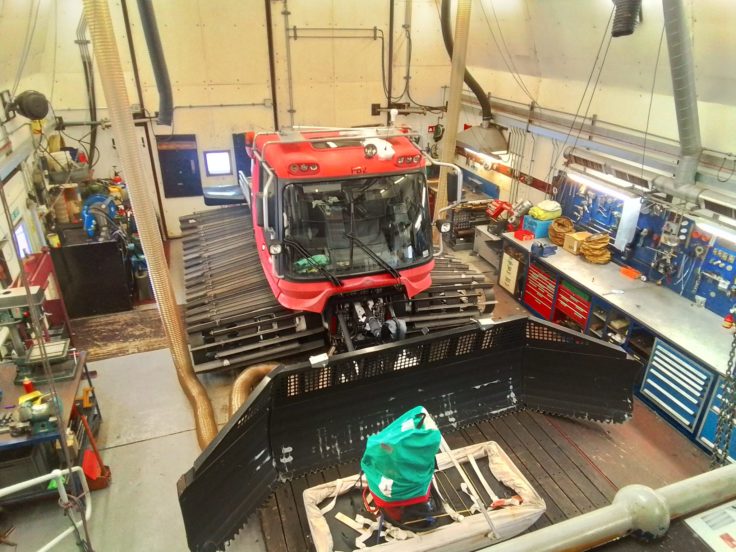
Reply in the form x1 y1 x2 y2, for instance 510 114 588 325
177 315 639 551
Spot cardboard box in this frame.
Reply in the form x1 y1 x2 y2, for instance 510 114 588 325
563 231 591 255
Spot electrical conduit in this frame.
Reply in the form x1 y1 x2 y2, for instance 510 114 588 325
82 0 217 449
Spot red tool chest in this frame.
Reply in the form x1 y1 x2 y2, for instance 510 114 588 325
523 262 556 319
554 281 591 328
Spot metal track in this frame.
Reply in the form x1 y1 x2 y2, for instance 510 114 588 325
180 206 495 373
180 207 323 373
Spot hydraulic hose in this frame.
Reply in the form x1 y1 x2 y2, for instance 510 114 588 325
229 363 278 418
82 0 217 449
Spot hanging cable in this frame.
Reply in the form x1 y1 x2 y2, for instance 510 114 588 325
49 0 59 103
76 15 98 168
550 6 615 170
12 0 41 95
479 0 538 104
717 155 736 183
641 25 665 178
569 32 613 154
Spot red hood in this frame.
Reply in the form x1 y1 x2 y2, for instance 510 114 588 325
273 260 434 313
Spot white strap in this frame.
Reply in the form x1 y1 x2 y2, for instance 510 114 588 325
468 452 499 502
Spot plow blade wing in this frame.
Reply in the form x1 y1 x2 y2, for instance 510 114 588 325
177 316 639 551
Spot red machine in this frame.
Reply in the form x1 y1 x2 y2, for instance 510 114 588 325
248 130 434 314
185 128 494 368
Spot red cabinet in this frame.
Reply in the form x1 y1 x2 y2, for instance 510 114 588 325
554 281 591 329
523 263 556 319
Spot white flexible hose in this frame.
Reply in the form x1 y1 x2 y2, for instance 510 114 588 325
82 0 217 449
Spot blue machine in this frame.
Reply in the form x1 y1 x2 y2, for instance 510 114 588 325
81 194 119 238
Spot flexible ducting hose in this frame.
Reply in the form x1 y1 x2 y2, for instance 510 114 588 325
662 0 701 187
136 0 173 125
229 363 278 418
611 0 641 37
440 0 491 122
82 0 217 449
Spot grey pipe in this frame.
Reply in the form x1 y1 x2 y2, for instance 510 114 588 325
136 0 173 125
662 0 701 187
477 463 736 552
282 0 296 127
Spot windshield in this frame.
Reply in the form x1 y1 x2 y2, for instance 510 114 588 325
282 173 432 279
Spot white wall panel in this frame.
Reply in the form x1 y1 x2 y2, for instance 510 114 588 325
2 0 735 236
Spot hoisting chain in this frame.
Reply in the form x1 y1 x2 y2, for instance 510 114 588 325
711 330 736 467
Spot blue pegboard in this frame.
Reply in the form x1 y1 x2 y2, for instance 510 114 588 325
691 237 736 317
556 177 736 318
557 179 625 236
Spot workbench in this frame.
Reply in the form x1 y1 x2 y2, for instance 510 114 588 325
500 232 736 460
473 224 503 269
0 351 99 503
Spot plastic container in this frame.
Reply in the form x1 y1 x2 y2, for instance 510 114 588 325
514 229 534 241
620 266 642 279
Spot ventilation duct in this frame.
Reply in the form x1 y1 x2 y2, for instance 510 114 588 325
611 0 642 37
662 0 701 188
136 0 173 125
440 0 508 156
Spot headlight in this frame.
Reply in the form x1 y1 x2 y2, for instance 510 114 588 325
269 243 283 255
364 143 377 158
440 221 451 233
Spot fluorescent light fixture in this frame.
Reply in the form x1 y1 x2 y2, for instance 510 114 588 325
566 171 634 201
464 147 510 168
204 150 232 176
586 168 634 189
693 219 736 242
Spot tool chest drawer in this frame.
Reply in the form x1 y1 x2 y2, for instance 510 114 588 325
554 281 591 328
523 263 556 319
640 339 714 432
697 378 736 461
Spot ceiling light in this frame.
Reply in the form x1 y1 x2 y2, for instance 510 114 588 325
464 147 509 168
567 172 634 201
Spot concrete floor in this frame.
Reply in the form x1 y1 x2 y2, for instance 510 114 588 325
6 347 265 552
1 239 709 551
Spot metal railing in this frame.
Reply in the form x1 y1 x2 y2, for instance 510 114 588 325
0 466 92 551
479 463 736 552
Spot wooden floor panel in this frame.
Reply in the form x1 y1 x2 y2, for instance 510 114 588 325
259 405 708 552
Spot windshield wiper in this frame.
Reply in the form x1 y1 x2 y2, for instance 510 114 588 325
283 237 343 287
343 233 401 280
